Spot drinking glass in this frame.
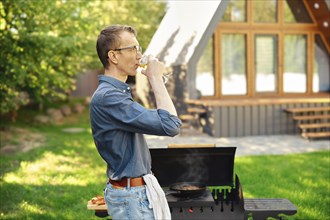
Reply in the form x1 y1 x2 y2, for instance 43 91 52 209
139 55 172 84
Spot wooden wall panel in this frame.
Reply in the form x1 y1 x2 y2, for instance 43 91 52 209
229 107 236 137
251 106 259 136
265 105 272 135
213 107 221 137
244 106 252 136
286 104 295 133
210 101 330 137
71 70 100 97
221 107 229 137
236 107 244 136
273 105 283 134
259 106 267 135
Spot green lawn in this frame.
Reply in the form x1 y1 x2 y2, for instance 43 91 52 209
0 109 329 219
235 152 330 220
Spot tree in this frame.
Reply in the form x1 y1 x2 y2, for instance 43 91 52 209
0 0 166 116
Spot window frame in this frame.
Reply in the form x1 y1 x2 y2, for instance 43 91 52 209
254 34 279 94
211 0 328 99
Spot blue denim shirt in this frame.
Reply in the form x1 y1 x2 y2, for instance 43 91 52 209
90 75 182 180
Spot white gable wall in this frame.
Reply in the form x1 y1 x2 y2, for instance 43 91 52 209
137 0 229 103
146 1 222 66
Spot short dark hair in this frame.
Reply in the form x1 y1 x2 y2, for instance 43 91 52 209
96 25 137 69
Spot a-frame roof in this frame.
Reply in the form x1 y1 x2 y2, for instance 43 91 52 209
304 0 330 47
145 0 229 67
146 0 330 67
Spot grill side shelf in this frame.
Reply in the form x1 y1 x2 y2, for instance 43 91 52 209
244 198 297 220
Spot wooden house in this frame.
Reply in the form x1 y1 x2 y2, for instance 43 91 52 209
136 0 330 138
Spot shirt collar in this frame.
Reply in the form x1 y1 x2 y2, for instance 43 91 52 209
98 75 131 93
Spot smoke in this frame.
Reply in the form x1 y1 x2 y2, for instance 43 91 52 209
177 149 209 183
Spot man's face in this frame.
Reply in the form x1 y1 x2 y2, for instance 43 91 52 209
115 31 142 77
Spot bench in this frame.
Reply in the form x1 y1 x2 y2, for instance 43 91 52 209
244 198 297 220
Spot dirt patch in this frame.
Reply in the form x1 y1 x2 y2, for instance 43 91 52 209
0 127 45 155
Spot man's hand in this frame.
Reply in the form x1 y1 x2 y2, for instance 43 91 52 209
140 55 165 81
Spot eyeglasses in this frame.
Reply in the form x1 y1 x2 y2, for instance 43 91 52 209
113 45 143 54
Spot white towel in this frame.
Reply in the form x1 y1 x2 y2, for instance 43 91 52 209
143 174 171 220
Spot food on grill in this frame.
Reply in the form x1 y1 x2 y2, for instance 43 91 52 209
91 195 105 205
179 185 201 190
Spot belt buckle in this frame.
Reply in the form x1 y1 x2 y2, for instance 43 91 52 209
127 178 131 188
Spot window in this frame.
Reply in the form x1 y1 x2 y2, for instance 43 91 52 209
253 0 277 23
212 0 329 99
222 0 246 22
196 37 215 96
255 35 278 93
221 34 247 95
313 35 330 92
283 34 307 93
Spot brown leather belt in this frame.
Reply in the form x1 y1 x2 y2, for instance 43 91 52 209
109 177 145 188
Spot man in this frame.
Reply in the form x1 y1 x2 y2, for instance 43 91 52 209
90 25 181 220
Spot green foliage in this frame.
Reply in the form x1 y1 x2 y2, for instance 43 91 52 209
0 0 95 114
0 0 166 115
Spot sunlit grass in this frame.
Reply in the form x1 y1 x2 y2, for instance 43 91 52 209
3 151 92 186
19 201 45 215
0 109 329 219
0 109 105 220
235 151 330 220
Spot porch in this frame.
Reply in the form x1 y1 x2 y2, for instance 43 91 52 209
183 95 330 137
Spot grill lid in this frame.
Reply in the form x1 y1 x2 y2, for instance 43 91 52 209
150 147 236 187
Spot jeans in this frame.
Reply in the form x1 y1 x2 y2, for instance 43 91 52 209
104 183 155 220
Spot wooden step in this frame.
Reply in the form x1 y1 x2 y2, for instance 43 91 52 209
187 107 206 114
181 122 191 129
285 106 330 114
299 123 330 130
293 114 330 121
179 114 196 121
301 131 330 139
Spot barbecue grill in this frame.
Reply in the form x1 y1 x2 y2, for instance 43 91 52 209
88 147 297 219
150 147 297 220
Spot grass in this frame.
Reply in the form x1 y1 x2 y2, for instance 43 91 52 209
0 108 329 220
235 152 330 220
1 108 104 220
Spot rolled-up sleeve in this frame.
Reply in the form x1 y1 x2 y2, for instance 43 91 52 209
157 109 181 136
100 88 181 136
